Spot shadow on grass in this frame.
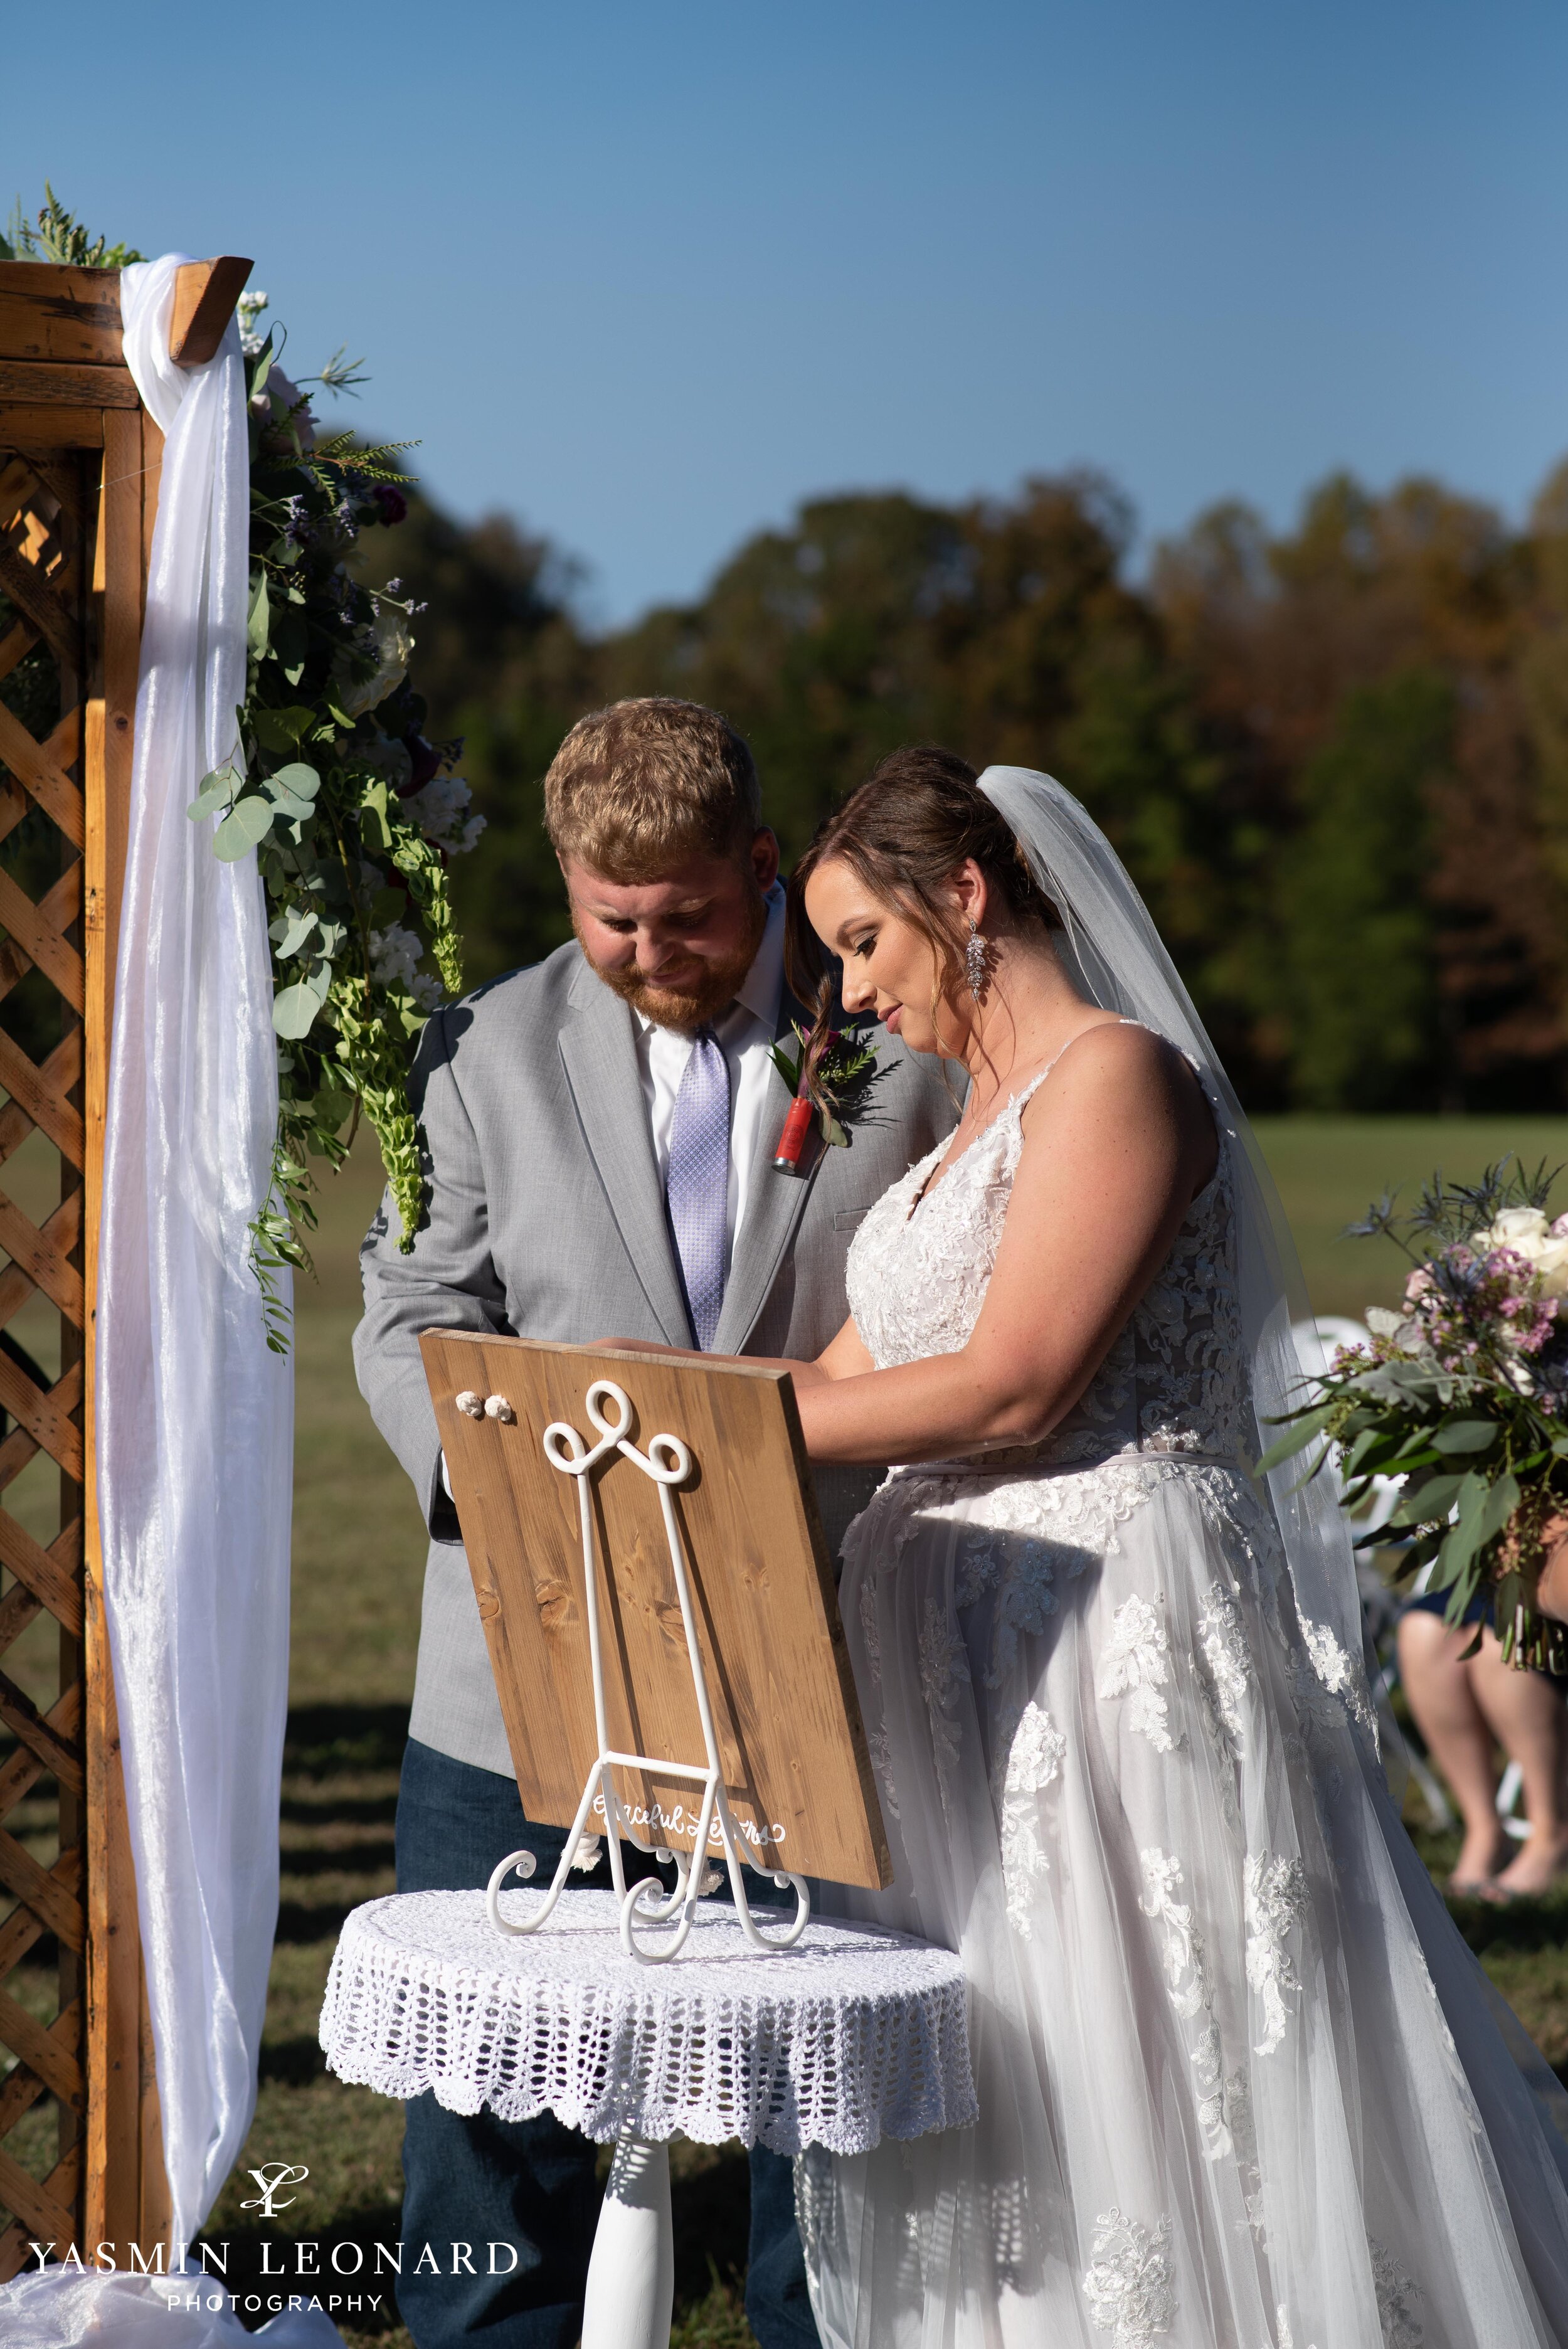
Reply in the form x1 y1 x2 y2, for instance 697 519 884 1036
259 2037 330 2087
285 1705 411 1779
1445 1886 1568 1959
278 1841 398 1881
671 2146 751 2311
282 1792 400 1827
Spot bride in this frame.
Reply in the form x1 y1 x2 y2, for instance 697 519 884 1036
768 750 1568 2346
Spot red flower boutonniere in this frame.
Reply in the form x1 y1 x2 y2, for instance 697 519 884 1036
769 1023 882 1175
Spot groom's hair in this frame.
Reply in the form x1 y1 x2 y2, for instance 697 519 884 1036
544 698 762 880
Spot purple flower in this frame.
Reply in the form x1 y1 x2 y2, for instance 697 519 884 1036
401 734 442 795
374 485 408 526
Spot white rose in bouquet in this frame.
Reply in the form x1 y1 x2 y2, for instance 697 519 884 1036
1478 1206 1568 1300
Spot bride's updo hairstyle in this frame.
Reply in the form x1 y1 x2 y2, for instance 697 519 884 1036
786 745 1061 1089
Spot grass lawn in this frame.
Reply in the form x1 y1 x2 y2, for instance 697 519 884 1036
1251 1114 1568 1320
189 1115 1568 2341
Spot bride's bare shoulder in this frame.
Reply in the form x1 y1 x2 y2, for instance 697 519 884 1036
1020 1019 1217 1189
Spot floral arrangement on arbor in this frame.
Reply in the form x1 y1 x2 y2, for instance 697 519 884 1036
186 290 485 1343
1261 1162 1568 1670
6 194 483 1342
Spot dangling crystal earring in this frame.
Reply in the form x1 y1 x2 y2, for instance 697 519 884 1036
965 917 989 1003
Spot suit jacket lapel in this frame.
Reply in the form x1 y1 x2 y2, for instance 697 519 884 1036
558 961 693 1345
711 987 827 1357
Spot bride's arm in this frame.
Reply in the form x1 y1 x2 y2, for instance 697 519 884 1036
792 1023 1216 1465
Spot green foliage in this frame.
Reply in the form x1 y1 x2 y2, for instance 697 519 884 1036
1 184 145 267
767 1022 881 1147
215 295 486 1335
1273 672 1453 1110
420 460 1568 1116
351 489 594 988
1350 1155 1565 1253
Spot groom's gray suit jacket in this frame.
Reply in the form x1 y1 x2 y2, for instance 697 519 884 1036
354 938 958 1778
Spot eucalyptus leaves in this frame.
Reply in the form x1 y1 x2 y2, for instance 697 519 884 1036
187 292 484 1347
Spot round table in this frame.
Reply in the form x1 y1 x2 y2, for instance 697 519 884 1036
320 1886 977 2348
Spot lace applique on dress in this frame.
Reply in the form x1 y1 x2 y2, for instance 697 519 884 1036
1300 1616 1379 1747
845 1045 1251 1470
1083 2210 1176 2345
1140 1850 1250 2170
1000 1702 1067 1936
1197 1587 1253 1755
1369 2239 1424 2348
1140 1849 1207 2018
1244 1854 1310 2055
918 1599 970 1811
1098 1594 1179 1753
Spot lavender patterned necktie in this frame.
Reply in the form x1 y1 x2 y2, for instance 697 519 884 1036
665 1024 730 1349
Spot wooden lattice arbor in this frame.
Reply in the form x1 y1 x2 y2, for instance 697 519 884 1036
0 255 249 2275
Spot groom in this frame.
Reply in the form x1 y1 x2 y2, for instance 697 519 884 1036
354 697 956 2349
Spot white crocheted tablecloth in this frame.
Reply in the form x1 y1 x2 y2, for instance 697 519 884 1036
319 1888 977 2156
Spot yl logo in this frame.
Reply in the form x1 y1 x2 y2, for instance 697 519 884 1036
240 2163 309 2219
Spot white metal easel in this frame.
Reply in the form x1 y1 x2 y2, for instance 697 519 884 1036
477 1377 810 1963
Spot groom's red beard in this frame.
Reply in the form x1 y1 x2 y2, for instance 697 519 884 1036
574 894 766 1036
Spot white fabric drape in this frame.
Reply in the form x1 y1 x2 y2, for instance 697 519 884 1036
99 251 293 2257
0 253 337 2346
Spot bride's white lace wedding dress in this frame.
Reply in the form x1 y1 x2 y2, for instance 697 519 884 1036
800 1054 1568 2349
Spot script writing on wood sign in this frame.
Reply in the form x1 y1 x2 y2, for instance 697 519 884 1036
421 1334 892 1891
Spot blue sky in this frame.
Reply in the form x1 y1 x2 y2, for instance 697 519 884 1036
9 1 1565 623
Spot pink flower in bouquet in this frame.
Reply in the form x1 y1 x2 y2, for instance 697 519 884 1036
1404 1240 1558 1372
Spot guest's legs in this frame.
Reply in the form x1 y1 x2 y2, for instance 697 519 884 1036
1397 1610 1507 1887
393 1737 657 2349
1466 1633 1568 1895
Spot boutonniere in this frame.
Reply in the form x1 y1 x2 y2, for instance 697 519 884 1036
769 1022 882 1174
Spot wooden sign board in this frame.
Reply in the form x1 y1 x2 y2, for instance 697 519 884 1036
420 1332 893 1891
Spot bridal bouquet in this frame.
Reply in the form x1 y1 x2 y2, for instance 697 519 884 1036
1259 1162 1568 1670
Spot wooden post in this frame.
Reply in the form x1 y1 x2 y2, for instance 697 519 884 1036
0 253 248 2273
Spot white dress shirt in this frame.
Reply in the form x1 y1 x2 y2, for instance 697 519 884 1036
632 879 787 1276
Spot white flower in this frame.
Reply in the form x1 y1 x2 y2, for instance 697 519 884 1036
1478 1207 1568 1298
403 772 487 855
368 921 442 1010
339 601 413 718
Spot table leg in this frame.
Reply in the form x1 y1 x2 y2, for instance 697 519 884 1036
581 2127 674 2349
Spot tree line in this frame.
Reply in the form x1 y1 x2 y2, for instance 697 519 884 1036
356 462 1568 1113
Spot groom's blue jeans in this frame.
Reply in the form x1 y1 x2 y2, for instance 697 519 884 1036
394 1736 819 2348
